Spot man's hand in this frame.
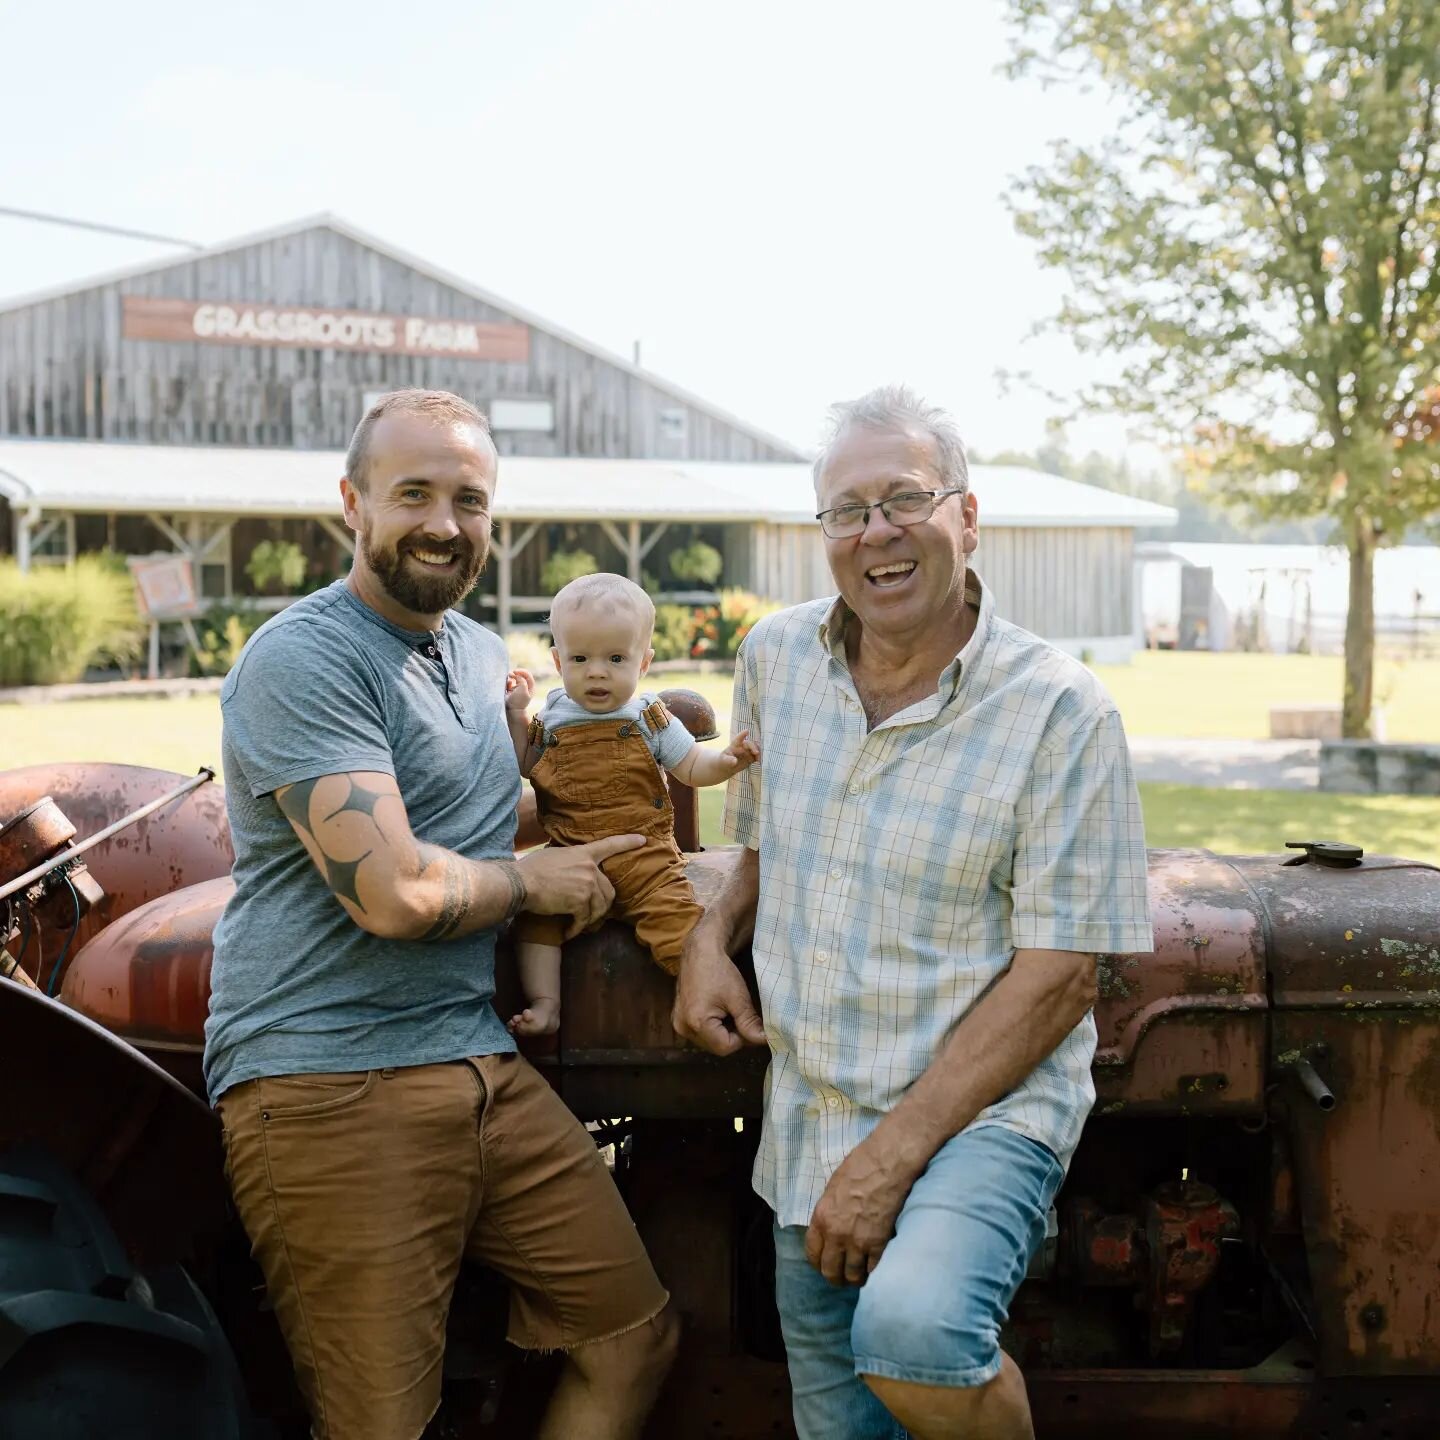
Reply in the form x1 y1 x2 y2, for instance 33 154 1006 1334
517 833 645 940
804 1130 923 1286
672 929 766 1055
505 668 535 714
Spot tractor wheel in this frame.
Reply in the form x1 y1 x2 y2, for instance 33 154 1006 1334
0 1145 257 1439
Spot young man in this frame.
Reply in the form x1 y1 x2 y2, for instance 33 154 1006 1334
673 386 1152 1440
205 389 677 1440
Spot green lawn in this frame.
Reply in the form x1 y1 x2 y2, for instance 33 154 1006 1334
1089 650 1440 741
4 660 1439 866
697 783 1440 865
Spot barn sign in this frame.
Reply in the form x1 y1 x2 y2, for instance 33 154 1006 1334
122 296 530 362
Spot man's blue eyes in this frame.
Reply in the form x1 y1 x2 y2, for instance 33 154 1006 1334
400 489 486 507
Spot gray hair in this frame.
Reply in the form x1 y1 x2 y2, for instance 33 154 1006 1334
345 389 492 492
813 385 970 494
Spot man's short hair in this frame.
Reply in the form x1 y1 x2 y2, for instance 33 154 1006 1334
549 573 656 640
345 389 492 492
813 384 970 495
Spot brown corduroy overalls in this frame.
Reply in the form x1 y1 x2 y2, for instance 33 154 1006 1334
514 699 703 973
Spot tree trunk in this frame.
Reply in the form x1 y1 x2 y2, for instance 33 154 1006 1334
1342 512 1377 739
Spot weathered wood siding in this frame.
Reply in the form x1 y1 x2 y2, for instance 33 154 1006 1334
0 225 797 461
724 523 1134 636
976 526 1133 638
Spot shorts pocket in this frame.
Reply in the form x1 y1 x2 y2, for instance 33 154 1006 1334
255 1069 376 1120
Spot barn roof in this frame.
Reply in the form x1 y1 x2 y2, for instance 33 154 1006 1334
0 212 805 462
0 440 1177 529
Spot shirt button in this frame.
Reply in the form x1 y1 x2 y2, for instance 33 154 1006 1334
652 796 665 809
825 1096 841 1110
815 948 829 964
847 783 860 796
425 644 437 658
829 866 843 881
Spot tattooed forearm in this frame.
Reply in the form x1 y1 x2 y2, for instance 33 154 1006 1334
419 854 469 941
415 849 528 942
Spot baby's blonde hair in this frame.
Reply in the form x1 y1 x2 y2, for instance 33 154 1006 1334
549 573 655 643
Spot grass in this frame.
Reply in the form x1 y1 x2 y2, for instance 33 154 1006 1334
697 784 1440 865
1088 650 1440 741
4 661 1439 866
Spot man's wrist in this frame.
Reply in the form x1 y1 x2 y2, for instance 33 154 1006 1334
494 859 527 924
869 1110 942 1184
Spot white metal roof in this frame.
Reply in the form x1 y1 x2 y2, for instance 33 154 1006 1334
0 213 804 462
0 440 1177 530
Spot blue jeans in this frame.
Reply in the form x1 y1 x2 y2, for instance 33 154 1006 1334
773 1124 1063 1440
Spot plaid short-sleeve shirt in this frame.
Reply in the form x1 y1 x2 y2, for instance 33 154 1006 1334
725 572 1153 1227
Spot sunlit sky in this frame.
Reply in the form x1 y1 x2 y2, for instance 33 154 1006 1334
0 0 1148 465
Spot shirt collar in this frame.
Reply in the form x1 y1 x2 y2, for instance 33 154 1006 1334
818 569 991 697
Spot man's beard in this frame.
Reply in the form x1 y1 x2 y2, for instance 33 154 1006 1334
360 525 487 615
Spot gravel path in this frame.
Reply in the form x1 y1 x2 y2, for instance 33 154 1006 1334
1127 738 1320 790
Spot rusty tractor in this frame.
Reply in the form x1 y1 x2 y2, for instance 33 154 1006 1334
2 710 1439 1437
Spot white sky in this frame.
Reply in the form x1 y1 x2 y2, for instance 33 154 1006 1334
0 0 1148 464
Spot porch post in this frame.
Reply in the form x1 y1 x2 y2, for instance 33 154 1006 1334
626 519 642 583
498 518 513 637
15 506 35 573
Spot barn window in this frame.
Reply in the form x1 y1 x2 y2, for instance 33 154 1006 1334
659 408 688 443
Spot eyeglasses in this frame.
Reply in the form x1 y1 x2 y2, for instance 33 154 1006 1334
815 487 966 539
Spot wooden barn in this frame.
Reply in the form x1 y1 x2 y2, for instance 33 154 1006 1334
0 214 1174 659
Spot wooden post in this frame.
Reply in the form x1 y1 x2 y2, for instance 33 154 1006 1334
15 507 34 573
626 519 642 583
498 518 513 636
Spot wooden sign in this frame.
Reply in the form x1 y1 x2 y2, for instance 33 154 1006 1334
122 296 530 363
127 553 200 620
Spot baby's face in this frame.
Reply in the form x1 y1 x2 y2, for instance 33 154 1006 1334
550 609 655 714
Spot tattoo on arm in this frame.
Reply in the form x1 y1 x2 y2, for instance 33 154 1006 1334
275 777 323 837
417 854 528 943
322 848 373 913
322 777 390 826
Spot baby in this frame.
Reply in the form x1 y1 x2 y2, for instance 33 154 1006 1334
504 572 759 1036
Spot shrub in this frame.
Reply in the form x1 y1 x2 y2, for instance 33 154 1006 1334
667 540 723 587
504 630 557 681
0 557 147 686
690 589 781 660
651 604 696 661
540 549 598 594
189 603 269 677
245 539 308 593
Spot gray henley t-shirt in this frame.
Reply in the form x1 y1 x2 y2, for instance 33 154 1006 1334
203 581 520 1104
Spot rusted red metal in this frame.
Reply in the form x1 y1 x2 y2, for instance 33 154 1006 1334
1144 1180 1239 1356
0 764 233 986
61 875 232 1093
1066 1197 1145 1287
1092 850 1268 1118
1229 852 1440 1378
657 688 718 854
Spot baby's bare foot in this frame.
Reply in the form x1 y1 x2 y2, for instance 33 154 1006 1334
507 1001 560 1037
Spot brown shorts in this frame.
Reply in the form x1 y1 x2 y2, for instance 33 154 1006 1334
218 1053 668 1440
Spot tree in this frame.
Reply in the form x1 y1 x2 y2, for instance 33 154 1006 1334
1006 0 1440 735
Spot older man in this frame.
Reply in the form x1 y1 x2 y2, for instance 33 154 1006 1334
673 386 1151 1440
205 389 676 1440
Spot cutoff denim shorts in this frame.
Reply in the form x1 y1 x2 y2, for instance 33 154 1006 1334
773 1122 1063 1440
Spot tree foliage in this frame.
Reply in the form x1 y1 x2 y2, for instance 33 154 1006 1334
1006 0 1440 733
